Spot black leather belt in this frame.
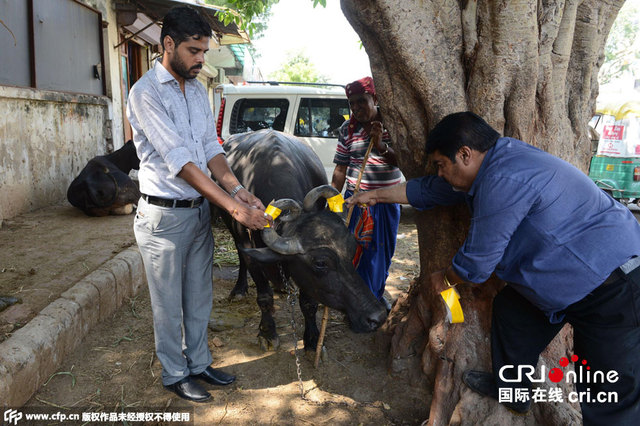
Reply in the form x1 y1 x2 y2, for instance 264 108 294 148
142 194 203 208
603 256 640 285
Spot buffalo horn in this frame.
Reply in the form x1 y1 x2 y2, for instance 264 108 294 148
271 198 303 223
302 185 340 212
262 198 304 254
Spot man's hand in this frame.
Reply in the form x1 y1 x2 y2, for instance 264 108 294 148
234 188 265 210
369 121 389 152
345 189 379 209
231 203 269 230
345 183 408 208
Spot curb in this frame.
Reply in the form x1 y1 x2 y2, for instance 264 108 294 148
0 247 145 407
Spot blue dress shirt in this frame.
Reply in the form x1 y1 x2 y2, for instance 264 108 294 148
406 137 640 322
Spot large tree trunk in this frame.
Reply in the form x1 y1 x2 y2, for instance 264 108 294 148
341 1 624 424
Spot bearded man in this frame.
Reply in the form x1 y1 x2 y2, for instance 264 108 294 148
126 6 268 402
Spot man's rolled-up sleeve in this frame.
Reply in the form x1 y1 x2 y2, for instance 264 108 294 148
127 88 193 178
405 176 466 210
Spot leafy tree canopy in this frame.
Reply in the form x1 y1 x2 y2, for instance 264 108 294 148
268 49 329 83
599 1 640 85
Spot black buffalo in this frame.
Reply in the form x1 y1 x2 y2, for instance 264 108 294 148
221 129 387 351
67 140 140 217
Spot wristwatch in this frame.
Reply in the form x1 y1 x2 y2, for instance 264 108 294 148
230 184 244 197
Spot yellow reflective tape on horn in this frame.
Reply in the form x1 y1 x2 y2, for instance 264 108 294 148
263 204 282 228
440 287 464 324
326 193 345 213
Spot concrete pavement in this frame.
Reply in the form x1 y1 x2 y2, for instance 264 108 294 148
0 208 145 408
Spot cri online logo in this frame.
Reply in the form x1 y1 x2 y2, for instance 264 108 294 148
499 354 619 384
549 355 588 383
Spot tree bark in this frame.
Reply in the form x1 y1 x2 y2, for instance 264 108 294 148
341 0 624 424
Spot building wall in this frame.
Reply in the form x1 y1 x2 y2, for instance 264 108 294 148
88 0 126 151
0 0 250 224
0 86 109 222
0 0 123 225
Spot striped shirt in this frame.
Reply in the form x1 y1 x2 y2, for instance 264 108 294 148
333 120 402 191
126 59 224 199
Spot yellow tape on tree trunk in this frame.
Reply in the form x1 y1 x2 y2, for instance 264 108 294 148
440 287 464 324
263 205 282 228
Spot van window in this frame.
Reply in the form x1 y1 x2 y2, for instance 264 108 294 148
229 98 290 134
295 98 350 138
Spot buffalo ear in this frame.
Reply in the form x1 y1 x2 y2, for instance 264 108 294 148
239 247 284 263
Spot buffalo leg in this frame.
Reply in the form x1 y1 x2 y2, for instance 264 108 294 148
299 290 319 351
229 253 249 298
253 268 279 351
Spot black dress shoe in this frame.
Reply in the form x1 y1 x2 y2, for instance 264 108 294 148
191 366 236 386
164 377 211 402
462 370 531 414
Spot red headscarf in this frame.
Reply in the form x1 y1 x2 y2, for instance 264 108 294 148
345 76 376 97
345 77 377 138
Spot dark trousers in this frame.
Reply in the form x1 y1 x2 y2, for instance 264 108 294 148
491 275 640 425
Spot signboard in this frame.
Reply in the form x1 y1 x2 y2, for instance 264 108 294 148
595 116 640 157
602 125 624 141
597 124 626 156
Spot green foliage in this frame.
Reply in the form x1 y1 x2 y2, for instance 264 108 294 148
268 49 329 83
600 1 640 85
205 0 279 38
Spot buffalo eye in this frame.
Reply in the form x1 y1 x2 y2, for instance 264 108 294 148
312 258 329 272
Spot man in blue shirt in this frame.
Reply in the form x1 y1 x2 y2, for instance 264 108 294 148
346 112 640 424
127 7 268 403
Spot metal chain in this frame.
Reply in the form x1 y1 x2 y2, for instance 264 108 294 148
276 265 384 411
278 264 305 399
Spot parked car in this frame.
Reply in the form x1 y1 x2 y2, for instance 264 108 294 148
588 99 640 206
214 82 350 180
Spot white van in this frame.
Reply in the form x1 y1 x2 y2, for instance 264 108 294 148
214 82 350 180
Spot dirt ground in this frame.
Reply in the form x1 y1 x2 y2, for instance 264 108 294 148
4 204 430 425
0 206 137 341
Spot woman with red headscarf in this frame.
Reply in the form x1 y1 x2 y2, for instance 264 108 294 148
331 77 403 310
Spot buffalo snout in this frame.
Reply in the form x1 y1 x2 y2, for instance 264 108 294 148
347 301 388 333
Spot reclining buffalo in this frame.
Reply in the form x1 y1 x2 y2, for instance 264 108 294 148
67 140 140 216
220 129 387 351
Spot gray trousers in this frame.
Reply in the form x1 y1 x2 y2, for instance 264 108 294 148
134 197 214 385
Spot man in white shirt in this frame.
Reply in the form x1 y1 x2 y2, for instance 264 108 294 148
127 6 268 402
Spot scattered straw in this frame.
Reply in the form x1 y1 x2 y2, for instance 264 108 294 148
44 366 76 388
35 397 69 410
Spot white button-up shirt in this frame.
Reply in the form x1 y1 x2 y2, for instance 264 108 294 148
127 59 224 199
